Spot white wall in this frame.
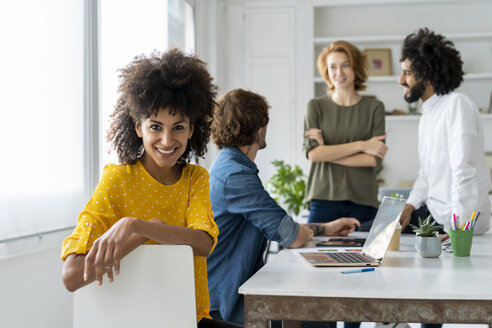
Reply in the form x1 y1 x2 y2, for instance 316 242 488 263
0 230 73 328
217 0 492 187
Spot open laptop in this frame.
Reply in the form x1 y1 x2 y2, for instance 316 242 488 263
300 196 406 267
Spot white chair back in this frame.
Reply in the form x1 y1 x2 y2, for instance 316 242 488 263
74 245 196 328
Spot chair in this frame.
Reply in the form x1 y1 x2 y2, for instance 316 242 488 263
73 245 197 328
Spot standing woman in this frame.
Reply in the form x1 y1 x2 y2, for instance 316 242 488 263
304 41 388 232
61 49 241 328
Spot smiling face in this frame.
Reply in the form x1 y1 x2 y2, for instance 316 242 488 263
135 108 193 182
399 59 427 103
326 51 355 91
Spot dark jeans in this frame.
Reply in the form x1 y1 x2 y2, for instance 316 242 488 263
300 322 336 328
211 312 335 328
199 316 243 328
308 200 378 232
272 320 335 328
402 204 445 235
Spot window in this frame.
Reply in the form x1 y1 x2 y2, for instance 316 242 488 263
0 0 196 243
0 0 86 240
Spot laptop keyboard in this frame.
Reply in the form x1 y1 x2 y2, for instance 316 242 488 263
329 252 372 263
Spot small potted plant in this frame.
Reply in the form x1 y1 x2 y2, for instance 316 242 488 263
410 215 443 258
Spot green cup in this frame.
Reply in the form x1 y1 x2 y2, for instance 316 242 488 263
449 229 474 257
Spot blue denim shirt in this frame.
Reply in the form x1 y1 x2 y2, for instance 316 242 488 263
207 147 299 324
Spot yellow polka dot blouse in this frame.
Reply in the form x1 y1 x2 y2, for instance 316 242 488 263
61 161 219 323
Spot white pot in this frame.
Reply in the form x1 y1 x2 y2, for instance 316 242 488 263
415 236 441 258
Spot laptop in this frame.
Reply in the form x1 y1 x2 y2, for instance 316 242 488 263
300 196 406 267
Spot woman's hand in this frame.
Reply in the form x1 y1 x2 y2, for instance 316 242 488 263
362 135 388 159
84 217 167 286
323 218 361 236
83 216 152 286
62 218 167 292
304 128 324 145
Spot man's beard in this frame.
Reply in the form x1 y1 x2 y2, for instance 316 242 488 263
403 80 426 103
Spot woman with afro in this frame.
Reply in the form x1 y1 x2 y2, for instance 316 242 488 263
61 49 242 328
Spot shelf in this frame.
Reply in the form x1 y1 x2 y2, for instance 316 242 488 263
313 32 492 45
464 73 492 80
314 73 492 84
313 0 482 6
385 115 421 121
314 76 398 83
385 113 492 122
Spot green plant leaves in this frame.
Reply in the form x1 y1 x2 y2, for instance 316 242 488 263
265 160 307 216
409 214 444 237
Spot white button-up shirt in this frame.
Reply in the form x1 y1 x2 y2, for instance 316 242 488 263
407 92 491 234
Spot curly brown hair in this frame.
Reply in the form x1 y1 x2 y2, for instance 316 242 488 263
400 28 463 95
317 40 368 92
211 89 269 149
107 48 217 165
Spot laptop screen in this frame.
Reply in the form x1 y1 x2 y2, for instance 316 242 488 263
362 196 406 260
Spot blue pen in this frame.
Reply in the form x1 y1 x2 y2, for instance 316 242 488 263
341 268 375 274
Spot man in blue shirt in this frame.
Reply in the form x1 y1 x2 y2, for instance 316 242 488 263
207 89 360 325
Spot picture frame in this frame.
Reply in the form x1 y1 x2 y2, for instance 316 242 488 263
364 48 392 76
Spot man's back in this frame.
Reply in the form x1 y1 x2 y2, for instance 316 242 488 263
207 147 297 323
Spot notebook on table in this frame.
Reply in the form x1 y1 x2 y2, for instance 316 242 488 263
300 196 406 267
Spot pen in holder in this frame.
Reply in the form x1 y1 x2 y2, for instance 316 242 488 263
448 229 474 257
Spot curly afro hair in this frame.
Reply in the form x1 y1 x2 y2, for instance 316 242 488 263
400 28 464 95
317 40 368 92
107 48 217 165
211 89 269 149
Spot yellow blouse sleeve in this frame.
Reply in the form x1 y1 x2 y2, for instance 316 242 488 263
61 165 123 261
186 166 219 253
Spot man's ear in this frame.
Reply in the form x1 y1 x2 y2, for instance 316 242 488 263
135 121 142 138
255 127 261 140
253 127 262 144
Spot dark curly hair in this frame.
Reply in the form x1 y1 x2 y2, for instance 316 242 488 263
211 89 269 149
317 40 368 92
107 48 217 165
400 28 464 95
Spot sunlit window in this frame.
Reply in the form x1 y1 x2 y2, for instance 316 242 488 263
0 0 86 240
0 0 196 242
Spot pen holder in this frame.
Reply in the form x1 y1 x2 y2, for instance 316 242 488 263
449 229 474 257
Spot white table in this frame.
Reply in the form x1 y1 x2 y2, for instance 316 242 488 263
239 232 492 327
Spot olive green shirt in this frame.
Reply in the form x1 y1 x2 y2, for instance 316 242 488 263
303 95 385 208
